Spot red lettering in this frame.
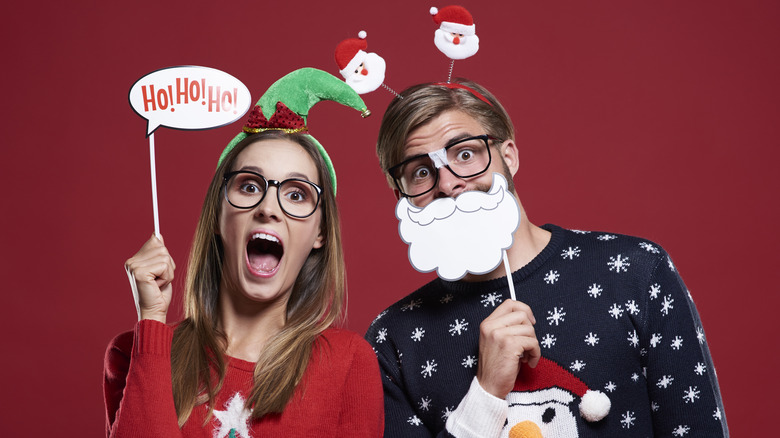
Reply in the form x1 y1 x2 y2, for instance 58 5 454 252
141 85 156 112
176 78 189 105
221 89 232 112
157 88 169 110
189 79 200 101
208 86 221 112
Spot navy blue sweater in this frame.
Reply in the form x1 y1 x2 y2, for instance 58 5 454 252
366 224 728 437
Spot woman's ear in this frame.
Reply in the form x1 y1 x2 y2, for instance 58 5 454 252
313 231 325 249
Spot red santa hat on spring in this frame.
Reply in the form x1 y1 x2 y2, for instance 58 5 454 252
430 5 476 36
335 31 369 78
512 357 611 422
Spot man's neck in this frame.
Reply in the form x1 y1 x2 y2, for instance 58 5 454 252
462 217 551 283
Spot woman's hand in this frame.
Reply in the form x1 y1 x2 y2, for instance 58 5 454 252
124 235 176 323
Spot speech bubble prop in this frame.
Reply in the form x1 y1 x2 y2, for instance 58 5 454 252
396 173 521 298
129 66 252 136
128 66 251 238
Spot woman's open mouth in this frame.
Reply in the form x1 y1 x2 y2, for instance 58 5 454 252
246 232 284 276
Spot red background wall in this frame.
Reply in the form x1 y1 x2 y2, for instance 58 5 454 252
1 0 777 435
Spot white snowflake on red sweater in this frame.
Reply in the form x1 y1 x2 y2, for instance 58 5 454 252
213 393 251 438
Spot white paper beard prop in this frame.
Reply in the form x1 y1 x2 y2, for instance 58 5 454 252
396 173 520 281
345 52 386 94
434 28 480 60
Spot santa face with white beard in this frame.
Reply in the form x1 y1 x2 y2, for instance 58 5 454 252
344 51 386 95
430 5 480 60
396 173 520 281
390 108 525 282
434 28 480 60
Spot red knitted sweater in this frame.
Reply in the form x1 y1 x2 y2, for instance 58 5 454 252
104 320 383 437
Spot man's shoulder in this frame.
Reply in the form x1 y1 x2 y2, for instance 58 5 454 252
550 224 670 257
365 278 451 333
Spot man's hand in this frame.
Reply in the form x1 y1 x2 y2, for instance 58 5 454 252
476 299 540 399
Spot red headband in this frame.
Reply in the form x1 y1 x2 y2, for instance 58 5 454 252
434 82 493 106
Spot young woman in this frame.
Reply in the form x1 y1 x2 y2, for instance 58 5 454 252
104 128 383 437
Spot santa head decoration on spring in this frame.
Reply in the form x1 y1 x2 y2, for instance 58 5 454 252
431 5 480 60
335 31 387 95
501 358 611 438
396 173 520 281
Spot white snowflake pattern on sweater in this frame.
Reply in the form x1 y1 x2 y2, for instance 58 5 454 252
365 225 728 437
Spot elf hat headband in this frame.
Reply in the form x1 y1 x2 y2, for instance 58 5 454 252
219 68 370 194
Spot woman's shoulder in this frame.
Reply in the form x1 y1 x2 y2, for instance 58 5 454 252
319 327 369 345
105 328 135 361
317 327 375 358
310 328 380 383
105 320 178 363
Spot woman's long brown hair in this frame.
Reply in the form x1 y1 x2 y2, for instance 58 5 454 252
170 131 346 425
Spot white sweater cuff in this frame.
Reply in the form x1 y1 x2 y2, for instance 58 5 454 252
445 376 508 438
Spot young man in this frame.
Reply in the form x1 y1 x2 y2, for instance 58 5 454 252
365 80 728 437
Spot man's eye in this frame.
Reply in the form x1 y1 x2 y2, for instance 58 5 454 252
456 150 474 161
412 167 432 180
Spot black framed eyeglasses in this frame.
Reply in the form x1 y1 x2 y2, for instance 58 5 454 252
388 134 494 198
223 171 322 218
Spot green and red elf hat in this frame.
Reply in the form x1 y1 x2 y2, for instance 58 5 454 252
219 67 370 194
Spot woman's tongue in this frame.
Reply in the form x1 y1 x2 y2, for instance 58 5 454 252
248 250 280 273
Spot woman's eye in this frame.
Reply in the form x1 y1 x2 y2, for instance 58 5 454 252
286 189 307 202
240 183 259 193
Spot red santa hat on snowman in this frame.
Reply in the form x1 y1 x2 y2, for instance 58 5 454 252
430 5 476 37
510 357 611 423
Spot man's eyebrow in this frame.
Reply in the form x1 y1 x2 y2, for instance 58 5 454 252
400 151 430 163
445 133 477 147
401 133 479 161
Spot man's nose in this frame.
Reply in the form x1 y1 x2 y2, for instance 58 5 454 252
361 68 369 76
434 166 466 199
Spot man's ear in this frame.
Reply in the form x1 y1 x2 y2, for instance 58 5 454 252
500 139 520 176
